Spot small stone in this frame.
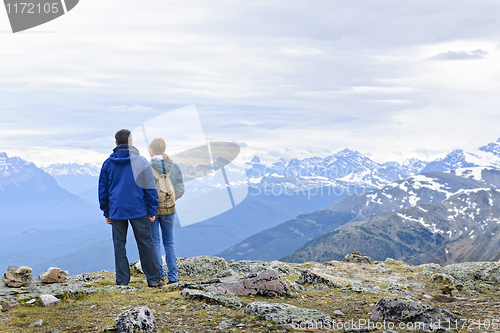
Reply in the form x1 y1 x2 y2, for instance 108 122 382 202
115 306 156 333
29 319 43 327
39 294 61 307
82 282 92 287
2 300 20 311
39 267 68 284
10 288 29 295
441 285 455 296
217 320 233 329
26 299 36 304
333 310 345 316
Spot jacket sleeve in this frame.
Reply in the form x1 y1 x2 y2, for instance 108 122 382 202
172 164 185 200
98 162 110 218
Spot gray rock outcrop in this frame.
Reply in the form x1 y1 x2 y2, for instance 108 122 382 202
115 306 157 333
3 266 33 287
371 296 464 332
180 288 242 308
229 260 299 276
245 301 331 325
296 270 350 288
205 269 291 296
39 267 68 284
132 256 229 277
441 262 500 284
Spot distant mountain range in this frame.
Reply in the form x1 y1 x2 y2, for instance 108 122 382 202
282 167 500 265
0 153 101 231
3 137 500 273
42 163 100 196
218 137 500 265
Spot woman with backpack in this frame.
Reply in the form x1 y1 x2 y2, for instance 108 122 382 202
148 138 179 284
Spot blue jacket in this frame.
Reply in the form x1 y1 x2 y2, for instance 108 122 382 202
150 158 185 200
99 144 159 220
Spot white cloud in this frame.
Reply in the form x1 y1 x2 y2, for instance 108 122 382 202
108 105 155 113
2 0 500 166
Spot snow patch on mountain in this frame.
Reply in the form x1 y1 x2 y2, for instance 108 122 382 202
43 163 101 177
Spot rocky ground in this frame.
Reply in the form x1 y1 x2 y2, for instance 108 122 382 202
0 254 499 332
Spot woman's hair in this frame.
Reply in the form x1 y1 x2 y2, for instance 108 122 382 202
149 138 169 161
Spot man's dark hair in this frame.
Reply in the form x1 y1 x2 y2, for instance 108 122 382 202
115 129 132 145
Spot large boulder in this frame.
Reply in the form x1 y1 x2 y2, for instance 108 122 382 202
371 296 464 332
180 288 242 308
3 266 32 287
39 267 68 284
115 306 156 333
229 260 299 276
205 269 291 297
132 256 229 277
296 270 350 288
245 301 331 325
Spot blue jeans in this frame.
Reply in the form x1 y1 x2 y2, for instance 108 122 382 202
150 213 178 282
111 215 161 285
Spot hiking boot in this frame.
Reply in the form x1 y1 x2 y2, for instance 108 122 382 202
148 280 166 288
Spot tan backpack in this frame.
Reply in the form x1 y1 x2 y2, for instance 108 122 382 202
151 166 175 215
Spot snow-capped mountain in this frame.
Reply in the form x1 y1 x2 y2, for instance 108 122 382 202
479 138 500 156
245 149 427 192
43 163 100 177
0 153 100 233
42 163 101 195
284 183 500 265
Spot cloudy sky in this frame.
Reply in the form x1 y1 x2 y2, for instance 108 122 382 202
1 0 500 167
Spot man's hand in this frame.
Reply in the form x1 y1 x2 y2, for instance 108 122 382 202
149 215 156 222
105 217 111 225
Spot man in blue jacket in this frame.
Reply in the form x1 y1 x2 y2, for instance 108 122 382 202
98 129 163 287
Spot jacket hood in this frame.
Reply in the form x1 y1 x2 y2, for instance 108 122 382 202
110 144 141 165
150 158 165 174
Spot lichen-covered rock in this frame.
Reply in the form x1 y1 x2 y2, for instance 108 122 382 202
132 256 229 277
245 301 331 325
370 296 464 332
205 269 291 297
441 262 500 284
177 256 229 276
180 288 242 308
39 294 61 307
296 270 350 288
431 273 455 284
229 260 299 276
39 267 68 284
66 273 104 283
342 252 371 264
3 266 33 287
115 306 156 333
